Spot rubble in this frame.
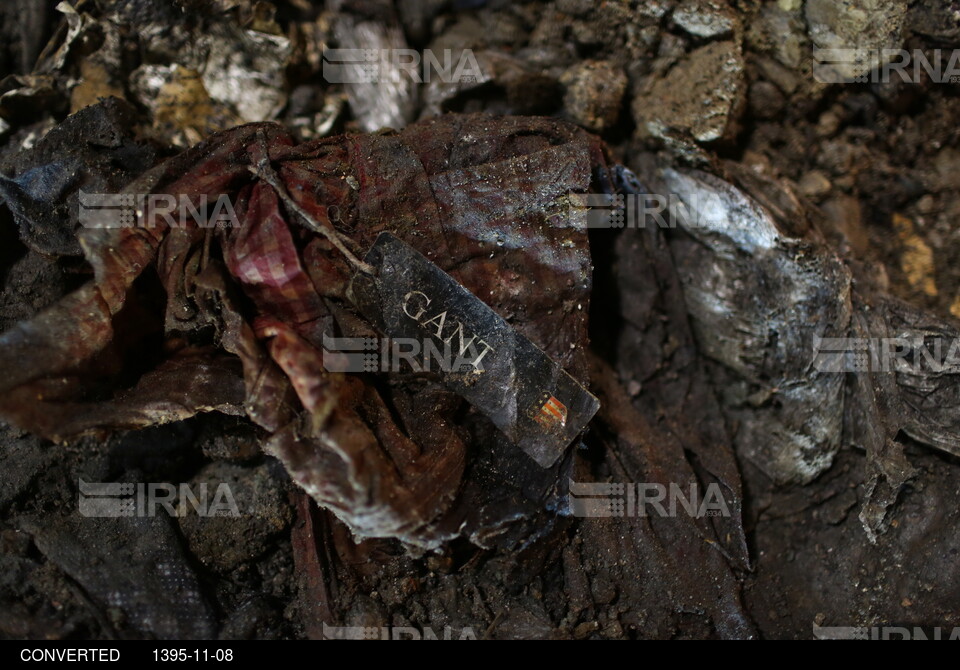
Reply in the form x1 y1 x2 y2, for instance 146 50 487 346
805 0 908 81
560 60 627 133
634 40 746 143
2 0 960 642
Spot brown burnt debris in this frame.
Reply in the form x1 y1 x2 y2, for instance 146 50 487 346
1 0 960 641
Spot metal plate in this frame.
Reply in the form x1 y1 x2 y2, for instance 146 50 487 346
348 232 599 468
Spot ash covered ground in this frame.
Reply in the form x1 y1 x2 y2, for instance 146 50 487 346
1 0 959 640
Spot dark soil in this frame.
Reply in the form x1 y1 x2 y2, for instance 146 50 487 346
2 0 960 640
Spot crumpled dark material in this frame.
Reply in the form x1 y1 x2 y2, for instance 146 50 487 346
643 157 960 541
0 113 611 551
22 512 216 639
0 98 155 256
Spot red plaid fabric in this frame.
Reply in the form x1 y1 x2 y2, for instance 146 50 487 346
224 181 324 327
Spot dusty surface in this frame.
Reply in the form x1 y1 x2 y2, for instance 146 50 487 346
1 0 960 640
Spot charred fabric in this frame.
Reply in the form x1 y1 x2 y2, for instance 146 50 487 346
1 108 960 639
